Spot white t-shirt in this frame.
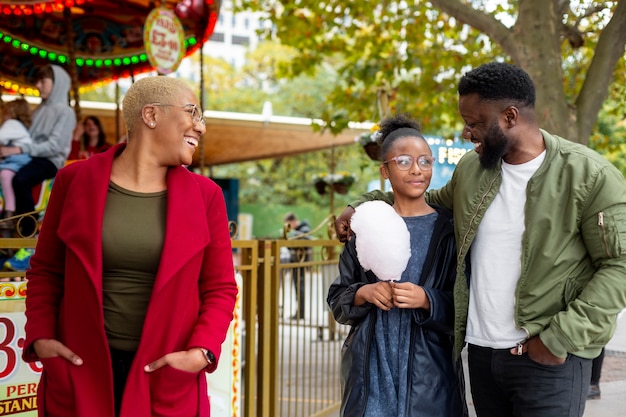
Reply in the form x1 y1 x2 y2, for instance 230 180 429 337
465 151 546 349
0 119 31 147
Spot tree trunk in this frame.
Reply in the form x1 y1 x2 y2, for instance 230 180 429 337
427 0 626 145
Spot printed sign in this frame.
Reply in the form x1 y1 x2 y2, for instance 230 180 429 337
0 283 40 417
143 7 186 74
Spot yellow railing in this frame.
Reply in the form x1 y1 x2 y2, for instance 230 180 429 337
234 238 347 417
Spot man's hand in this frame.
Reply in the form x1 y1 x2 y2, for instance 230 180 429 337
334 206 355 243
510 335 566 365
33 338 83 365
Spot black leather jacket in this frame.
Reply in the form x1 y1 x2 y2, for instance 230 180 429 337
327 206 467 417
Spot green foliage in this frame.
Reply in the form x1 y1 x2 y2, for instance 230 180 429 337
211 142 382 209
234 0 504 131
240 202 334 239
234 0 626 144
589 95 626 177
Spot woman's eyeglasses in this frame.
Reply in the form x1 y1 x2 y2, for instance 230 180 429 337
383 155 435 170
151 103 205 126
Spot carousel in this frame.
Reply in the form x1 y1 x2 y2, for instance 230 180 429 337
0 0 217 89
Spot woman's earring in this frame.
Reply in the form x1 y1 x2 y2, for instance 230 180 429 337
149 122 155 128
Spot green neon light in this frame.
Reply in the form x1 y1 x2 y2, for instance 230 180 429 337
2 33 198 83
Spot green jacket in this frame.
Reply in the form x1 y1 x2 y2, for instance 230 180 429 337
354 129 626 359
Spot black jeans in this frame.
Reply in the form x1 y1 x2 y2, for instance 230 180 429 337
468 343 591 417
110 348 136 417
590 347 605 385
291 266 306 319
12 157 57 214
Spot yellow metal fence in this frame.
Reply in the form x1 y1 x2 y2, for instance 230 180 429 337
235 238 349 417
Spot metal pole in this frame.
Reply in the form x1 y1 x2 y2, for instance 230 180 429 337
63 6 82 133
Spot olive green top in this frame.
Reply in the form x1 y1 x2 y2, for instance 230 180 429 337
102 181 167 351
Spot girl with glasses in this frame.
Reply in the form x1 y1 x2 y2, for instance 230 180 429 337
327 113 467 417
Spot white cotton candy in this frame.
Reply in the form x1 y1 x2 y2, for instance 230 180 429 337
350 201 411 281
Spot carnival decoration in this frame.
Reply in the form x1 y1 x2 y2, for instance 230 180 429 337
0 0 221 93
143 7 186 74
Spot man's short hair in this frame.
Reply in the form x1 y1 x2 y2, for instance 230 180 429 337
458 62 535 107
284 212 297 222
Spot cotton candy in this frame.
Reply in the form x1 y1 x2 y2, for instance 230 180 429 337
350 201 411 281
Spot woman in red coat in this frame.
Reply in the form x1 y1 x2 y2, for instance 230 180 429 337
22 76 238 417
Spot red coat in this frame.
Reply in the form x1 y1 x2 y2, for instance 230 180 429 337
22 144 238 417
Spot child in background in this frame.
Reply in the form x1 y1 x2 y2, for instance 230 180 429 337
0 98 32 231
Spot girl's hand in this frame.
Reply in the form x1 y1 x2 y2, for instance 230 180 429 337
391 282 430 310
355 281 393 310
144 348 208 373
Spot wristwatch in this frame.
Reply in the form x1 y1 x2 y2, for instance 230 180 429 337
199 348 215 365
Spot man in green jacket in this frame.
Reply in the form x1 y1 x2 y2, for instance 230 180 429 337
335 62 626 417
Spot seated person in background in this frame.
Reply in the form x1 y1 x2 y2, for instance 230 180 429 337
0 64 75 232
69 115 111 160
0 98 33 231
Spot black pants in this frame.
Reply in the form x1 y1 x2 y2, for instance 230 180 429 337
13 157 57 214
110 348 136 417
590 347 605 385
291 267 306 319
468 344 591 417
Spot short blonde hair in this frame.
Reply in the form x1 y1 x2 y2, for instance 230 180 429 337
122 76 194 134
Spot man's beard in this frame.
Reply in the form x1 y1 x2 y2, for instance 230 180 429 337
479 122 509 170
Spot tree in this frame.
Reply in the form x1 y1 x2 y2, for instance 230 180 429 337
235 0 626 145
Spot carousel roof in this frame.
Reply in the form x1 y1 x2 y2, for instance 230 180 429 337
0 0 219 94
